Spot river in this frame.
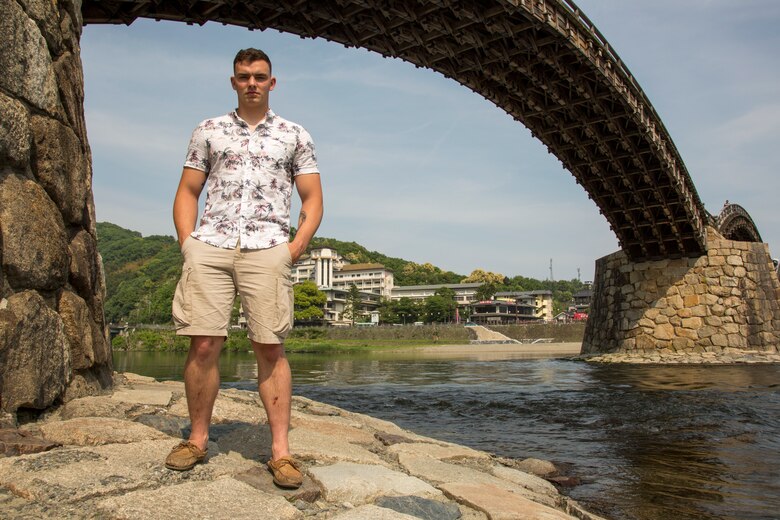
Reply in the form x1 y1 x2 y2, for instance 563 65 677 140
113 349 780 520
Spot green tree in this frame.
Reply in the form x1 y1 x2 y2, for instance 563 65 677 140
474 282 497 302
293 281 327 323
342 284 362 326
394 297 421 325
423 294 457 323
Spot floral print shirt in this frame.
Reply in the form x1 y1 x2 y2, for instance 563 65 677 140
184 110 319 250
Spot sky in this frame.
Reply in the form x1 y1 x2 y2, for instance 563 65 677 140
80 0 780 282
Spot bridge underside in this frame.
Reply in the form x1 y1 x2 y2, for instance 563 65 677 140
82 0 710 261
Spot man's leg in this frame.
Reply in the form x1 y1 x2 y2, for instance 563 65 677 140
185 335 225 450
252 341 292 459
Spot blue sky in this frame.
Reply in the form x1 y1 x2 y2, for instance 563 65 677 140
81 0 780 281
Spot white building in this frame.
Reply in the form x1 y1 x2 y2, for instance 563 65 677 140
333 263 394 298
390 283 482 305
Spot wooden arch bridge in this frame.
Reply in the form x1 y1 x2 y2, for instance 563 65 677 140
82 0 763 259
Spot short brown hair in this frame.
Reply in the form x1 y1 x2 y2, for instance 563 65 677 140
233 48 272 73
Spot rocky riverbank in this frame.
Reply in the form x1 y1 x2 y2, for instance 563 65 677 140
0 372 604 519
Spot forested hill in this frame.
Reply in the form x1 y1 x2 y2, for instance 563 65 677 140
96 223 586 324
96 223 464 323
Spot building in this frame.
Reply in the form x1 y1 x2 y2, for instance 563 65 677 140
291 247 346 287
494 290 554 321
333 263 394 298
390 283 482 305
290 247 391 325
469 300 540 325
572 289 593 312
319 287 382 325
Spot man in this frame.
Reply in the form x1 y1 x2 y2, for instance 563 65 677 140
166 48 323 490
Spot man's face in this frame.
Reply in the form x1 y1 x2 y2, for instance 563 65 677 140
231 59 275 109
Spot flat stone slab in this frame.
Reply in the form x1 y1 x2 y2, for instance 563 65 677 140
330 504 422 519
490 465 559 496
375 495 463 520
0 428 59 455
441 482 575 520
308 462 441 505
234 465 321 503
0 439 255 504
110 385 173 407
388 441 490 461
57 396 135 421
289 427 385 465
290 412 376 445
97 477 303 519
396 453 558 508
34 417 171 446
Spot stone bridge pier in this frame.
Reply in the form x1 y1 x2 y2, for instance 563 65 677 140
582 227 780 362
1 0 111 421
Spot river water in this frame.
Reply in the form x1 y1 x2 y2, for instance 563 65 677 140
113 349 780 520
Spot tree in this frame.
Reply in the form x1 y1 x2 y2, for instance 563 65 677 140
423 294 457 323
461 269 505 285
342 284 362 325
474 282 497 302
293 281 327 323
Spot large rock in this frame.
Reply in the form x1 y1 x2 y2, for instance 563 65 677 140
0 92 31 169
308 462 441 505
31 115 90 225
289 425 385 465
57 290 96 370
0 0 61 115
16 0 65 55
67 229 100 302
331 504 422 520
0 439 255 504
33 416 171 446
0 175 69 291
440 482 575 520
0 290 71 412
54 50 90 149
96 478 303 520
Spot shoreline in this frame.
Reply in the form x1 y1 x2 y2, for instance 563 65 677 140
0 372 605 519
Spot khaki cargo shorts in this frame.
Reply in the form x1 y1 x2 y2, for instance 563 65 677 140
172 238 294 344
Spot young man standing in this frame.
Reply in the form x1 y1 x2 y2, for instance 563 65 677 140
167 48 323 489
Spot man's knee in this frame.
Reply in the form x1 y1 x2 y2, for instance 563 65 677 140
253 342 285 364
188 336 224 364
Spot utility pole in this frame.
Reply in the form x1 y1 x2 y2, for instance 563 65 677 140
549 258 554 281
577 267 581 282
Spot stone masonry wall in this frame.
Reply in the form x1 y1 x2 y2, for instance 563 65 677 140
0 0 111 416
582 227 780 362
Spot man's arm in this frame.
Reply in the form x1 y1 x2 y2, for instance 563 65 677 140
289 173 323 263
173 167 207 248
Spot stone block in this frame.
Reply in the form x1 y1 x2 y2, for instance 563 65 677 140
31 115 90 225
0 92 31 168
388 441 490 461
439 482 575 520
668 295 684 309
34 416 171 446
0 428 60 455
727 334 746 349
331 505 422 520
308 462 441 505
677 308 692 318
653 324 674 340
683 295 699 307
681 317 702 329
374 496 462 520
727 255 744 266
0 290 70 412
711 334 728 347
57 290 95 370
0 0 62 115
0 175 69 291
734 266 747 278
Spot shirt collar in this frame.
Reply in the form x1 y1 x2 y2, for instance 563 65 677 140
230 109 276 128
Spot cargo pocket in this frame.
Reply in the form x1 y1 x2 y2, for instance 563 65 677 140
274 277 294 336
172 266 193 329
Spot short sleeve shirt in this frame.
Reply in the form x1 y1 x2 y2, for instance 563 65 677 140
183 110 319 250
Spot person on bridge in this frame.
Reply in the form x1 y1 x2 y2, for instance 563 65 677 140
167 48 323 489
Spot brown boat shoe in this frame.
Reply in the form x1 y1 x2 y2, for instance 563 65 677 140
165 441 207 471
267 456 303 489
